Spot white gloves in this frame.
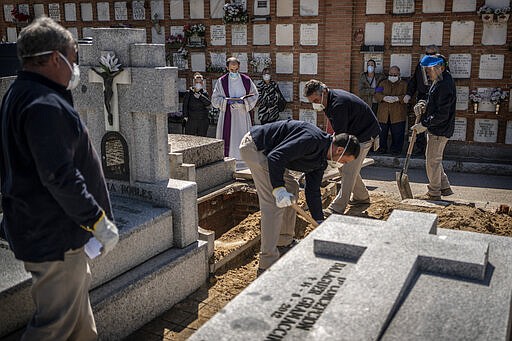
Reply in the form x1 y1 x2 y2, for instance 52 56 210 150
403 94 411 104
272 187 294 208
383 96 399 103
411 123 428 134
91 213 119 256
414 100 427 117
183 117 188 122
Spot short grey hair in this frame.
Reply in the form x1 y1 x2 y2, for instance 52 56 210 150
17 16 76 67
303 79 326 97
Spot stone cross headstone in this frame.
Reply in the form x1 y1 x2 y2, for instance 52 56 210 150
191 210 512 340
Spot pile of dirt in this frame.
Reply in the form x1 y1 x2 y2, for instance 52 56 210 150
210 191 512 302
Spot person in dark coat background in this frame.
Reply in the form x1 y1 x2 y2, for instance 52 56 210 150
239 119 360 275
182 72 211 136
411 54 456 201
0 17 118 340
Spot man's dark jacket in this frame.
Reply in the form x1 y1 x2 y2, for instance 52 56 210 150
0 71 113 262
182 88 211 120
250 119 331 221
324 89 380 143
421 70 456 138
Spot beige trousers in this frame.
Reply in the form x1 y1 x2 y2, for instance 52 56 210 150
22 247 97 341
328 139 373 214
425 132 451 196
239 132 299 269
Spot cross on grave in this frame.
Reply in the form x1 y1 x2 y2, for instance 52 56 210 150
312 209 489 340
88 52 131 132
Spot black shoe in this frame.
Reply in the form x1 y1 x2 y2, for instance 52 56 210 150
323 207 342 218
277 239 299 257
441 188 454 196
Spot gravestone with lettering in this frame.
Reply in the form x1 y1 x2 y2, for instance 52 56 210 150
232 24 247 45
277 0 293 16
391 22 413 46
393 0 414 14
420 22 443 46
48 3 61 21
300 0 318 16
450 21 474 46
449 54 471 79
253 24 270 45
64 3 77 21
190 210 512 340
276 52 294 74
451 117 467 141
81 3 93 21
0 28 210 340
482 23 507 45
276 24 294 46
474 118 498 143
114 2 128 20
366 0 386 14
300 23 318 46
300 53 318 74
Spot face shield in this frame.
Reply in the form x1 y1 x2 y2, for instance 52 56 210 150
420 55 444 85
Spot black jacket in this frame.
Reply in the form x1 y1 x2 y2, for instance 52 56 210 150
250 119 331 221
0 71 113 262
324 89 381 143
182 88 211 120
421 70 456 138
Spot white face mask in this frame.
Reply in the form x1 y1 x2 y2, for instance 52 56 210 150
388 76 399 83
22 50 80 90
57 51 80 90
194 83 203 90
367 65 375 73
312 91 325 112
327 137 349 168
262 74 271 81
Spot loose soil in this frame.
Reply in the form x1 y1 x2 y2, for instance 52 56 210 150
210 191 512 304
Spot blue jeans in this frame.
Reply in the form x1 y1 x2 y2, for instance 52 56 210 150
379 120 405 154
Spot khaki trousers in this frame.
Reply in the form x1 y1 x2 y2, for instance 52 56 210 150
328 139 373 214
425 132 451 196
239 132 299 269
22 247 97 341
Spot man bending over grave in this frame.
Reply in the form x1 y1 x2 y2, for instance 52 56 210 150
239 119 359 276
0 17 118 340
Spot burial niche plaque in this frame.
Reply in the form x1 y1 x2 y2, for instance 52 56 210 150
101 131 130 181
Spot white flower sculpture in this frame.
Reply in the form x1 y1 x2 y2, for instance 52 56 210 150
99 53 123 74
92 53 124 125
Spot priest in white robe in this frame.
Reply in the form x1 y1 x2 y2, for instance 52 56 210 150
212 56 259 162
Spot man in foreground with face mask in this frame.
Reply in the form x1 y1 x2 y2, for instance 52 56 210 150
304 79 381 216
0 17 118 340
374 65 408 156
239 119 359 275
411 54 456 201
212 56 259 166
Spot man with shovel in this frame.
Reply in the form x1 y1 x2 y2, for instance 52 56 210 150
239 119 359 276
411 54 456 200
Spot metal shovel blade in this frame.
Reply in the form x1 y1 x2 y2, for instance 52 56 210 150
396 171 413 200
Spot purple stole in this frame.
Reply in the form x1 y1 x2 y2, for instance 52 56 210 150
220 73 252 157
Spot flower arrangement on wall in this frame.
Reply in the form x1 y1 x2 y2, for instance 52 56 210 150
469 90 482 114
166 34 185 48
249 56 271 73
184 24 206 37
206 64 226 73
490 88 508 115
11 5 32 26
477 5 510 23
223 2 249 24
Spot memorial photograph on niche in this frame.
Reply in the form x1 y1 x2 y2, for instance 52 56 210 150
101 131 130 181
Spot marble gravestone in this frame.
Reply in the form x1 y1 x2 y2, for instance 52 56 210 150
366 0 386 14
420 22 443 46
276 52 294 74
393 0 414 14
277 0 293 17
190 210 512 340
450 117 467 141
391 22 413 46
276 24 294 46
170 0 185 19
474 119 498 143
299 109 317 126
0 28 210 340
364 22 385 46
448 54 471 79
